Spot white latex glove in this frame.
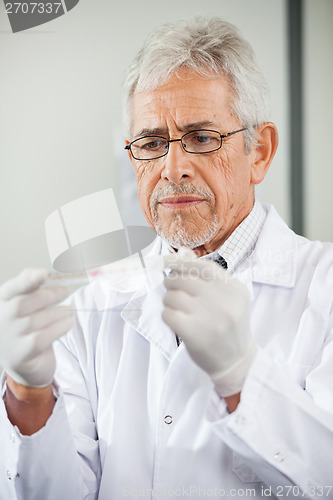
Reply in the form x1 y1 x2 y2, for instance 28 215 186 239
162 249 257 397
0 268 74 388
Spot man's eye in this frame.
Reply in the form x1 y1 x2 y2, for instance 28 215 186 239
140 139 165 150
193 134 212 143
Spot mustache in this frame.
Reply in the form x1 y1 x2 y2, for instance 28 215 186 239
150 183 215 208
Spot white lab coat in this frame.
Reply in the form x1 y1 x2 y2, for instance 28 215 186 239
1 204 333 500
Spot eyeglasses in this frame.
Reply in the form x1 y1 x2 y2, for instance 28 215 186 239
124 128 247 160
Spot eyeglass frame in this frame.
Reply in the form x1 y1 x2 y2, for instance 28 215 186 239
124 127 247 160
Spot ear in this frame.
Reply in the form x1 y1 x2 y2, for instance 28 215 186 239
250 122 279 185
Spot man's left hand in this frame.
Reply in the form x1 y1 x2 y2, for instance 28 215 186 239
162 249 257 398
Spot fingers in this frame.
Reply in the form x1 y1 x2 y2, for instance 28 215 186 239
164 254 248 300
0 269 75 389
8 286 69 318
164 263 231 301
164 273 199 295
30 314 75 352
162 306 188 334
0 268 48 301
163 289 195 314
165 254 228 280
20 305 74 337
164 248 195 276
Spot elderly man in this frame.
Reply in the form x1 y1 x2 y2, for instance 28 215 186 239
0 17 332 500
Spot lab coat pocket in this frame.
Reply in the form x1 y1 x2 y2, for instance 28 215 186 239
232 453 262 483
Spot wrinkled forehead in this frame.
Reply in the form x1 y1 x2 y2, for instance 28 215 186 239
129 70 236 138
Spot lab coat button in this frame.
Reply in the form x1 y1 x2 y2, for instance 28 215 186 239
164 415 173 424
10 433 15 443
274 451 286 462
7 470 12 480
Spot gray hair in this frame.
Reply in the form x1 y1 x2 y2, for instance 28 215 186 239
122 17 271 151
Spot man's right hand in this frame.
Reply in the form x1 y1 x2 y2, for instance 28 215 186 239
0 268 73 389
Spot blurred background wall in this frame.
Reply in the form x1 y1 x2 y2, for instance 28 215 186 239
0 0 332 285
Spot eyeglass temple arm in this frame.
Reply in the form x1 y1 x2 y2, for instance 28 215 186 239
221 127 247 139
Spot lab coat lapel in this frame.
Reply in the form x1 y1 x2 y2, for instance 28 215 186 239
239 204 297 288
121 271 178 360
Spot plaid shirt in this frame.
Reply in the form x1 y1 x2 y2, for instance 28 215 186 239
208 200 266 273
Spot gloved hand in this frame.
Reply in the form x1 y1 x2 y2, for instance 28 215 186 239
0 268 74 388
162 249 257 397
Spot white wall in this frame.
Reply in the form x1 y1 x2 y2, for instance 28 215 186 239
0 0 290 284
303 0 333 242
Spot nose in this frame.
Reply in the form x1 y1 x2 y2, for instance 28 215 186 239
160 139 195 184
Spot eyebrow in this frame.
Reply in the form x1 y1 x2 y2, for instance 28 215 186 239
133 121 217 139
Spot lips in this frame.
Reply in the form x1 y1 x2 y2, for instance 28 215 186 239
158 196 204 208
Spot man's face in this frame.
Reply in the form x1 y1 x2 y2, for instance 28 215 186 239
129 69 258 256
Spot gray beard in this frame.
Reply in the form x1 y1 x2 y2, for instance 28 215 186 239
149 183 219 249
154 212 219 249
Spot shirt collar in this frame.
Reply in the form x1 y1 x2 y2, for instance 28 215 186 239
212 200 266 272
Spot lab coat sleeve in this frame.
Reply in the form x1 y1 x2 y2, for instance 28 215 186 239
0 300 102 500
207 345 333 496
0 378 99 500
